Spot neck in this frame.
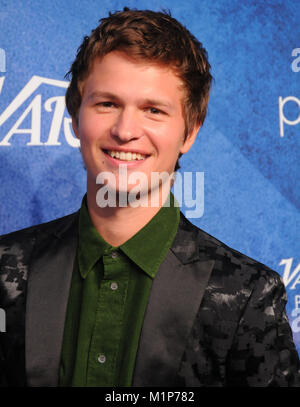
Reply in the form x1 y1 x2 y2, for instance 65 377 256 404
86 178 171 247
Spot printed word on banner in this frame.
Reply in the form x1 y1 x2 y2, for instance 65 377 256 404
280 258 300 334
278 48 300 138
0 59 79 148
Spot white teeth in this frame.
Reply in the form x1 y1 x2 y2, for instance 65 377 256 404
106 150 146 161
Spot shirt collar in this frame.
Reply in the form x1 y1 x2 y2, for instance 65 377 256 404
120 192 179 278
77 192 180 279
77 196 113 279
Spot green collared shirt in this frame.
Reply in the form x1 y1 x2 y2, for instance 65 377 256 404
59 193 179 387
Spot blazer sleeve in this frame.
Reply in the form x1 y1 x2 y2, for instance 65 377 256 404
226 270 300 387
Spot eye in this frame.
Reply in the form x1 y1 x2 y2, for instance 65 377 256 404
97 101 116 108
94 101 119 113
147 107 163 115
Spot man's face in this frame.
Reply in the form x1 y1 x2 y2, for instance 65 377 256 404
73 51 199 201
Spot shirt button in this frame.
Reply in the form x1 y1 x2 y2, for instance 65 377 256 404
111 251 118 259
98 354 106 364
110 282 118 291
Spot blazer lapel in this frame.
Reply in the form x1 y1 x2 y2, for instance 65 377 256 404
133 214 215 386
25 210 213 387
25 213 78 387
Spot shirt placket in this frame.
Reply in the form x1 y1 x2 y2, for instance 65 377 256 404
86 248 129 386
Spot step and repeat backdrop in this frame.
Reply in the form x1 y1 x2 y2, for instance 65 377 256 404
0 0 299 355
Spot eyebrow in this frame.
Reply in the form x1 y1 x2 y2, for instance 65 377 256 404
87 91 175 111
142 98 174 111
87 91 119 102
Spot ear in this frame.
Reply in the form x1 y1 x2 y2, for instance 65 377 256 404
179 124 201 155
72 117 80 139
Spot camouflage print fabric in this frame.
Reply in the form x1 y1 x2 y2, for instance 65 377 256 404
0 211 299 387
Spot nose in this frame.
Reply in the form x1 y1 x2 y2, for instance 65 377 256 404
110 107 142 142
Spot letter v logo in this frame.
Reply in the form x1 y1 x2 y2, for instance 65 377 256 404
0 75 73 146
280 258 300 290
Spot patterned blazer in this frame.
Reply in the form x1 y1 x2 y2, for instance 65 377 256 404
0 211 299 386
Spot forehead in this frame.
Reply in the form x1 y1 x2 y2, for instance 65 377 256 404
80 51 185 99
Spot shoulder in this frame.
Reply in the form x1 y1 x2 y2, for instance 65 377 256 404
178 215 300 386
0 212 79 269
0 212 79 246
0 212 79 306
177 212 284 296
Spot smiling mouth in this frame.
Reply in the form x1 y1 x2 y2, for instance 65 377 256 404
103 149 148 161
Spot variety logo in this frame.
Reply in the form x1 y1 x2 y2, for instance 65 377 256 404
280 258 300 334
291 297 300 334
0 75 79 147
280 258 300 290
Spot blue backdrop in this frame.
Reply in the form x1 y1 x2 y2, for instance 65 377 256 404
0 0 299 355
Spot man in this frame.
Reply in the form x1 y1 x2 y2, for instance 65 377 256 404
0 8 299 387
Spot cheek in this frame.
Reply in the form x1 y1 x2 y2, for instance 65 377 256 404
148 121 184 150
157 130 185 156
78 114 104 144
